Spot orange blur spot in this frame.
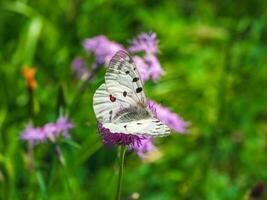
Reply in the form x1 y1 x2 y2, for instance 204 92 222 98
22 66 37 90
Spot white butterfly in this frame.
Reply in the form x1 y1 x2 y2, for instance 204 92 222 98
93 50 170 137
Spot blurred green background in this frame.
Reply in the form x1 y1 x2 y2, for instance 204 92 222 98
1 0 267 199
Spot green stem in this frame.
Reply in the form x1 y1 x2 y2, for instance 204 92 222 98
55 144 65 167
115 146 127 200
54 144 72 193
28 86 34 119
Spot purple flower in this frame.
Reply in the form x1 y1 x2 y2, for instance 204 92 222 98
147 100 157 116
97 123 143 146
148 100 188 133
20 116 74 144
144 53 164 81
71 57 90 81
129 137 156 159
43 123 58 141
80 33 164 82
83 35 124 66
129 33 164 81
56 116 74 138
132 56 149 82
129 32 159 54
132 55 164 82
21 124 46 143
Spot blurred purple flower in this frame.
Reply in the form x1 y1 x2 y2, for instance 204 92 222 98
83 35 124 66
129 33 164 81
56 116 74 138
21 116 74 144
144 53 164 81
129 32 159 54
132 54 164 82
129 137 156 159
147 100 157 116
71 57 90 81
43 123 58 142
21 124 46 143
148 100 188 133
77 33 164 82
132 56 149 82
97 123 143 146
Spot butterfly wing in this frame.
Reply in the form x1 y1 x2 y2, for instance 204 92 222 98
93 83 131 123
105 50 147 107
103 118 170 136
93 83 151 123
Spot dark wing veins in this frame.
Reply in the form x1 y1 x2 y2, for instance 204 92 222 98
113 106 151 123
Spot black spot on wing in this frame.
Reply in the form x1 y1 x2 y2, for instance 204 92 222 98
125 71 130 74
132 77 139 82
109 110 113 121
123 91 127 97
136 87 143 93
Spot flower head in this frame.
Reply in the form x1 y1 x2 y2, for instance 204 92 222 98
147 100 157 116
129 33 163 81
78 33 164 82
98 123 160 159
83 35 124 67
43 122 58 142
21 124 46 143
129 137 157 159
148 100 188 133
129 32 159 54
22 66 37 90
145 54 164 81
21 116 74 144
132 55 164 82
71 57 90 81
132 56 150 82
98 123 143 146
56 116 74 138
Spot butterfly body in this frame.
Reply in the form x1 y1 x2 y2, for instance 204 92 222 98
114 106 149 121
93 50 170 137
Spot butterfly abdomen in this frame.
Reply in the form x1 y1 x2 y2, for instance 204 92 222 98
113 106 151 123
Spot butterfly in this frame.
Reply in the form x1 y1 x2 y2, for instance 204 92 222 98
93 50 170 137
